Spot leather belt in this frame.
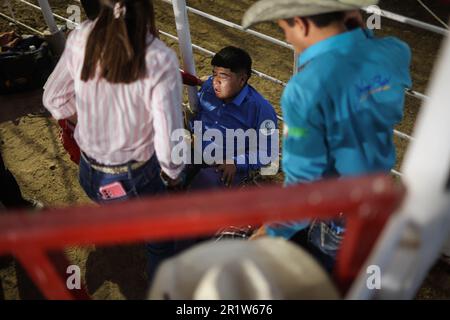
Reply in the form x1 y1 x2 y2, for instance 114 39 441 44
81 153 147 174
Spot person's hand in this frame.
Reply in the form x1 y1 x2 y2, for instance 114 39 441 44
161 171 184 191
0 31 20 48
67 114 78 126
216 162 237 187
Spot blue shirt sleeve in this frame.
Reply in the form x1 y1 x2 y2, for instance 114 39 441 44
281 73 329 186
265 73 328 238
234 100 279 174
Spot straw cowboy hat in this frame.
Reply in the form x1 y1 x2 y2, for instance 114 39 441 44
148 238 340 300
242 0 379 29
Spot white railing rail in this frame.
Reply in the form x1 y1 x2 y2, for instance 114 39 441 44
363 6 449 36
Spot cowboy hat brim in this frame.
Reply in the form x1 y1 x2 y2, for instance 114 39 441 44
242 0 379 29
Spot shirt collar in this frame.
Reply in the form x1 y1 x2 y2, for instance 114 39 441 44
230 84 249 106
298 28 369 68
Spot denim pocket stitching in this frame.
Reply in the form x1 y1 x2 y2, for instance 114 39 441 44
307 219 318 243
321 222 344 242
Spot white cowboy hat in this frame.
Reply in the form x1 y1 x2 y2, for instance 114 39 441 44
148 238 340 300
242 0 379 29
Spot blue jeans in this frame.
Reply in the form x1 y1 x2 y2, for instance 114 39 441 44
79 154 192 284
291 219 345 274
79 154 166 203
187 166 247 190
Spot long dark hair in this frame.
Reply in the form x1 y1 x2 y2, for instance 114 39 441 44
81 0 158 84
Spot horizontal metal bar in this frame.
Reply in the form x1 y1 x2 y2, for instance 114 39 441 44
0 11 44 36
160 0 293 50
0 174 402 253
363 7 448 36
391 169 402 177
15 0 74 26
406 89 428 101
394 130 414 141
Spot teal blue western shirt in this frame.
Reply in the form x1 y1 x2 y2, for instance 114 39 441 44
266 28 412 238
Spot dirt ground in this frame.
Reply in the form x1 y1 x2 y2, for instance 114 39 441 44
0 0 449 299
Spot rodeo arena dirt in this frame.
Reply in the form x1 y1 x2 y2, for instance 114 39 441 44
0 0 449 301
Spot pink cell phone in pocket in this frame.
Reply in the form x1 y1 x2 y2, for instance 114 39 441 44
99 182 127 200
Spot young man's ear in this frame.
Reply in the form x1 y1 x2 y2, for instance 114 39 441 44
240 73 249 87
294 16 310 37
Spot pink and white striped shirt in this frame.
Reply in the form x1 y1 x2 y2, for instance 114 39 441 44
43 21 185 179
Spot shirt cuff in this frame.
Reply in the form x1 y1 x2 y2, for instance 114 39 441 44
162 164 185 181
48 104 76 120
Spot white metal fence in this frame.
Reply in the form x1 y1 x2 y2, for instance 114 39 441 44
1 0 448 177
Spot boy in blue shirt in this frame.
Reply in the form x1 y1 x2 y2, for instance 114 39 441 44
186 46 278 189
243 1 412 271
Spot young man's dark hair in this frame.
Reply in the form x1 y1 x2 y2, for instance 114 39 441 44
211 46 252 79
286 11 346 28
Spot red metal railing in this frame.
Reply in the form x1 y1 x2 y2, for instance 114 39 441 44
0 174 405 299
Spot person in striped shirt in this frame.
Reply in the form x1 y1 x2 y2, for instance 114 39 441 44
43 0 190 284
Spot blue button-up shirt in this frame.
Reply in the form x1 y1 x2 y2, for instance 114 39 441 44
191 77 278 174
266 28 412 238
